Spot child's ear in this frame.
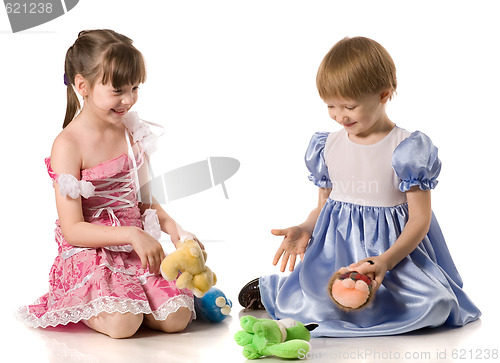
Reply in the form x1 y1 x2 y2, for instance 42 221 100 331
379 89 392 104
74 74 89 98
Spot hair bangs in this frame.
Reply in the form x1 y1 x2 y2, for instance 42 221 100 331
316 64 363 101
100 44 146 89
316 37 397 101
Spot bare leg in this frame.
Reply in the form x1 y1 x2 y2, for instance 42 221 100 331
144 307 192 333
84 312 144 339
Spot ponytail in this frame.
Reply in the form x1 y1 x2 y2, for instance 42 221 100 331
63 83 80 128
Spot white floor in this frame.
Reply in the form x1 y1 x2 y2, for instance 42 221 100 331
5 307 489 363
5 239 496 363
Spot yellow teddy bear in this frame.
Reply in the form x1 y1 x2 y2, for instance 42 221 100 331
160 237 217 297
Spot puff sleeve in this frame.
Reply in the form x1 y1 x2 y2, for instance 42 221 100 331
57 174 95 199
45 157 95 199
305 132 332 188
392 131 441 192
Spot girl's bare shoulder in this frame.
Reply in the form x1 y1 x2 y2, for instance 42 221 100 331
50 124 83 176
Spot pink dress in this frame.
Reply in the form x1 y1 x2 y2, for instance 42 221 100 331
17 114 194 328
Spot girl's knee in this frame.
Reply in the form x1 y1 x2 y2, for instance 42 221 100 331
167 307 192 333
146 307 192 333
87 312 144 339
107 312 143 338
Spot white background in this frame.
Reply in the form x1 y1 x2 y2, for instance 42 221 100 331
1 0 499 360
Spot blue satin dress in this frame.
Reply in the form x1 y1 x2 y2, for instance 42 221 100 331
259 127 481 337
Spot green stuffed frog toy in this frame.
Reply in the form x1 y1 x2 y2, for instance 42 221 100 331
234 316 318 359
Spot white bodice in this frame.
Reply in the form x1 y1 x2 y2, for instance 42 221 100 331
324 126 411 207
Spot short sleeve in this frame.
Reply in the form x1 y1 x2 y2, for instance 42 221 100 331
392 131 441 192
305 132 332 188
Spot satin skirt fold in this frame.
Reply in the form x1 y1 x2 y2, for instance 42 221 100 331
260 199 481 337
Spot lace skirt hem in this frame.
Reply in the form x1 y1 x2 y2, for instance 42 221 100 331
16 294 195 329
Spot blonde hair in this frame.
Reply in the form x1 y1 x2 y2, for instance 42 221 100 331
63 29 146 128
316 37 397 100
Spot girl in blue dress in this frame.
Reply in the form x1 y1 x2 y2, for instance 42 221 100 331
239 36 481 337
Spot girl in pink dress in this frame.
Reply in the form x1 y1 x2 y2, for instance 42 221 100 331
17 29 197 338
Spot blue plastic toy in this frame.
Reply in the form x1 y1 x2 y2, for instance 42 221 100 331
194 287 232 322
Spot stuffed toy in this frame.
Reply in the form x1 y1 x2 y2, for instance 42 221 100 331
160 237 216 298
327 261 377 310
194 287 232 323
234 316 318 360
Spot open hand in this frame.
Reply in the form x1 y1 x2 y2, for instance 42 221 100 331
271 226 311 272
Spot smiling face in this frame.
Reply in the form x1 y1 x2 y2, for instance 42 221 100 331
82 81 140 126
324 90 392 139
63 30 147 128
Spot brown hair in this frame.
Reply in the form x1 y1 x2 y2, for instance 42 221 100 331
63 29 147 128
316 37 397 101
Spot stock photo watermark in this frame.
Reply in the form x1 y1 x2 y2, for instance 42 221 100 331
298 347 499 361
3 0 79 33
331 178 380 194
139 157 240 203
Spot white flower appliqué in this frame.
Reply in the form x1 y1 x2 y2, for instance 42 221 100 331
140 133 159 155
57 174 95 199
142 208 162 241
122 111 159 155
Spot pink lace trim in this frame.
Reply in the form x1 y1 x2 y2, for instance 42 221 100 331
16 295 195 328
